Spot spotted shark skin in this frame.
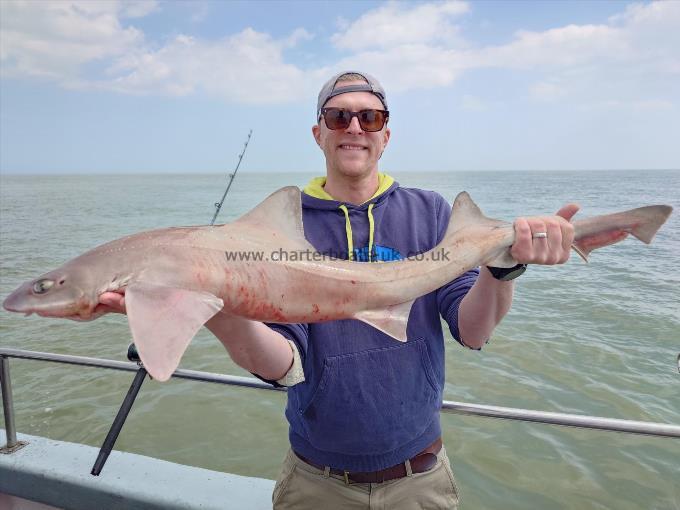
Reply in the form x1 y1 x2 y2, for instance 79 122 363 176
3 187 672 381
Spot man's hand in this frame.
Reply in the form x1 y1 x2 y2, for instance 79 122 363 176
95 290 127 315
510 204 579 265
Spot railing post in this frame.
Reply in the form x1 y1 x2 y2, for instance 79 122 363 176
1 355 27 453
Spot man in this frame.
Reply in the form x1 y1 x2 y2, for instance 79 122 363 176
100 71 577 509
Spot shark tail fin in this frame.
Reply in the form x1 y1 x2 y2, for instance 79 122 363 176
572 205 673 261
627 205 673 243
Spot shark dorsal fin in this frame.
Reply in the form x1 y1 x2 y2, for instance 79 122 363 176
448 192 507 235
234 186 311 248
447 191 517 268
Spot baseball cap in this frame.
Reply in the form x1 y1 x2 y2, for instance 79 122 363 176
316 71 388 118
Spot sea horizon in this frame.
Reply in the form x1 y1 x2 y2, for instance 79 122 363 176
1 168 679 176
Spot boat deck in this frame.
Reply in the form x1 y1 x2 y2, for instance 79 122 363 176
0 430 275 510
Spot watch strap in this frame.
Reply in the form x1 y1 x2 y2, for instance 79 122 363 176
486 264 527 281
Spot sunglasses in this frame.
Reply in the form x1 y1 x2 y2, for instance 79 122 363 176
320 108 389 132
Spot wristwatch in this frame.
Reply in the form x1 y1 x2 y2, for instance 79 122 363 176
486 264 527 281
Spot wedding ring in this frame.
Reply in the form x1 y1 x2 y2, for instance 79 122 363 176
532 232 548 239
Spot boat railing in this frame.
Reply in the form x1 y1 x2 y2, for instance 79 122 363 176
2 346 680 455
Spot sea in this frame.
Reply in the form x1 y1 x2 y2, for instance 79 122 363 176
1 170 678 510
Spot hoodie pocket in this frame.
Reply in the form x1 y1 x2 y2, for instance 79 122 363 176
299 338 441 456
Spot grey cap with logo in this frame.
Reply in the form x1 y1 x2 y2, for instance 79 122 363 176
316 71 388 119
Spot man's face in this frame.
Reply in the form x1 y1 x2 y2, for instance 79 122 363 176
312 80 390 180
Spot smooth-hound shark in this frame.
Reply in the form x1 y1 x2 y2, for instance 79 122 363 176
3 188 672 381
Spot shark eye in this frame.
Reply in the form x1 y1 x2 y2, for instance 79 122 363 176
32 279 55 294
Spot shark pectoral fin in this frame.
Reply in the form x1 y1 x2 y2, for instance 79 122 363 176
354 300 415 342
125 282 224 382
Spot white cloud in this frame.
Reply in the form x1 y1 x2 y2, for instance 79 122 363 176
324 0 678 106
0 1 310 103
283 28 314 49
0 0 146 80
328 44 466 93
480 0 680 74
331 1 469 51
609 0 680 74
479 24 627 70
480 1 679 106
325 1 472 92
0 0 677 109
104 28 309 103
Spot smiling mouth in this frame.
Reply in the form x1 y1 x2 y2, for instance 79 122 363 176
338 144 367 151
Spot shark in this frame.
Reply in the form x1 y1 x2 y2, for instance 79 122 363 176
2 187 672 381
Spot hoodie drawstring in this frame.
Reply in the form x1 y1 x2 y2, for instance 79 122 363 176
338 203 376 262
339 205 354 261
367 203 375 262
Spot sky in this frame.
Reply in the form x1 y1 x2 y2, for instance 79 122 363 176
0 0 678 174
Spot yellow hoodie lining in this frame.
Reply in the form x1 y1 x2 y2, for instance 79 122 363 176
303 173 394 261
302 172 394 204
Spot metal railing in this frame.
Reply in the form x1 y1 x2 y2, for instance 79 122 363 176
2 347 680 454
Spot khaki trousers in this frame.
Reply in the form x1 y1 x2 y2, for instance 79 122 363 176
272 447 460 510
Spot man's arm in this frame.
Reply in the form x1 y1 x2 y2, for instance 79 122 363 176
97 292 294 381
456 268 514 349
457 204 579 349
205 313 294 381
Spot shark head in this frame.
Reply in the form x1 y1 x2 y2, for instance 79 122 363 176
3 266 98 320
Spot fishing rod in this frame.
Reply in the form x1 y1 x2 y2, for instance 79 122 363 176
91 344 146 476
91 131 253 475
211 129 253 225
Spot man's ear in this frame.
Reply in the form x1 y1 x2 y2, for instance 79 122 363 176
378 127 391 160
312 124 321 146
383 127 391 147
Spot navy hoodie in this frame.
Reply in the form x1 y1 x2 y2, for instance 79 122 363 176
267 173 479 472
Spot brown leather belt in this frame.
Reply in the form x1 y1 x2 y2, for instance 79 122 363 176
295 437 442 484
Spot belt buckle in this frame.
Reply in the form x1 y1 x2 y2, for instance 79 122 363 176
343 470 350 485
